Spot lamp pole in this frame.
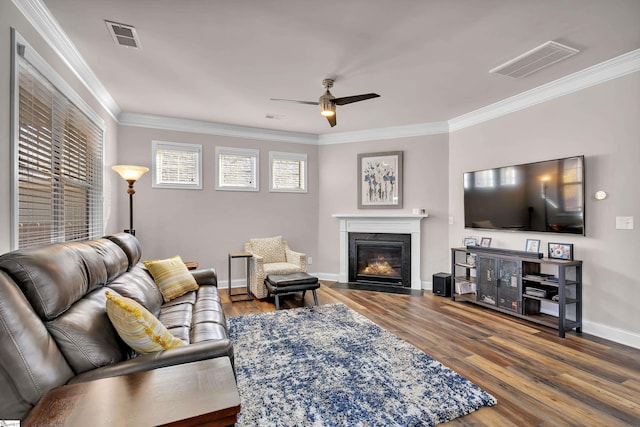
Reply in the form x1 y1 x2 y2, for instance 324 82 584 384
126 179 136 235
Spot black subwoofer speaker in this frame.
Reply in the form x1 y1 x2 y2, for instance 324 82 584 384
432 272 451 297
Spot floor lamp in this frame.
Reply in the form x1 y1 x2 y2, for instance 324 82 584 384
112 165 149 236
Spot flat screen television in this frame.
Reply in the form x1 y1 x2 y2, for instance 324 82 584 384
464 156 585 235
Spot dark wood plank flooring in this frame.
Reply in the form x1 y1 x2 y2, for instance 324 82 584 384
221 282 640 426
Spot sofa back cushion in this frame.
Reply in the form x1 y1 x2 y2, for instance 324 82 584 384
107 233 142 270
46 289 127 374
87 238 129 282
106 265 164 316
249 236 286 263
0 243 91 320
0 271 74 419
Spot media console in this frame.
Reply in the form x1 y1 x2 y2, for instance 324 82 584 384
451 247 582 338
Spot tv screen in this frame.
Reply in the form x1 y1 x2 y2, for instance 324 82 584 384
464 156 585 235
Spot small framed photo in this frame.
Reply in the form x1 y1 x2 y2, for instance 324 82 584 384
525 239 541 253
548 242 574 260
463 237 478 247
480 237 492 248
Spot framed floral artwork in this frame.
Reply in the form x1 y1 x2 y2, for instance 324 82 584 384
357 151 403 209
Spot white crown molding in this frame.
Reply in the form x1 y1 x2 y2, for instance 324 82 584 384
15 0 640 143
119 112 319 145
449 48 640 133
318 121 449 145
12 0 121 120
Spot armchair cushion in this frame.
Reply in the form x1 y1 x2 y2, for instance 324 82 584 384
249 236 286 264
263 262 303 276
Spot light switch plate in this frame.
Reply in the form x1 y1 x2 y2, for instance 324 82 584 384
616 216 634 230
308 256 313 265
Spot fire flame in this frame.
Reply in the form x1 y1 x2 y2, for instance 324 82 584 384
362 256 397 276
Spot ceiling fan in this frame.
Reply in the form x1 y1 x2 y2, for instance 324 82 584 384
270 79 380 127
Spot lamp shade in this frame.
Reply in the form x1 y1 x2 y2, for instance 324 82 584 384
112 165 149 182
319 90 336 117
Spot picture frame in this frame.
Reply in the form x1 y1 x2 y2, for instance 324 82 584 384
480 237 492 248
463 236 478 247
525 239 541 253
357 151 403 209
548 242 574 260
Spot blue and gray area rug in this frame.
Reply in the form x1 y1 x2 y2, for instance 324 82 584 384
228 303 496 426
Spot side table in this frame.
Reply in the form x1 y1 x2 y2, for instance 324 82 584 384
228 251 253 302
23 357 240 427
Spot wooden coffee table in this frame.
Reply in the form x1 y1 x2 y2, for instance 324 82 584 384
23 357 240 427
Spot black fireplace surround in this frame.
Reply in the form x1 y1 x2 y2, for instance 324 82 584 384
348 233 411 287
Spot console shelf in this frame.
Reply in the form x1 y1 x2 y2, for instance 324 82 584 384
451 247 582 338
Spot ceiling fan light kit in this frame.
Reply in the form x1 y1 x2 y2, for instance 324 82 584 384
270 78 380 127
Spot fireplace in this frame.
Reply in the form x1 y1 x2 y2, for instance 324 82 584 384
349 233 411 287
334 214 427 290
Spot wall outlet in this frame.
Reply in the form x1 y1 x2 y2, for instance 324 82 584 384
308 256 313 265
616 216 634 230
448 216 454 225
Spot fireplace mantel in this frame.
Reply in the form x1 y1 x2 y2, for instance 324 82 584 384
333 214 428 289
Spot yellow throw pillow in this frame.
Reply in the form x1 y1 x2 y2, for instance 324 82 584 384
143 255 198 302
105 291 184 353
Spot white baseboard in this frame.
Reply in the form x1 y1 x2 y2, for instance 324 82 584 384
219 279 250 289
581 319 640 350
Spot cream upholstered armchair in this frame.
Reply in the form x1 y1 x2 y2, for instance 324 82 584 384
243 236 307 299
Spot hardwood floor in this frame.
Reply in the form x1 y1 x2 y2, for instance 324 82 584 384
221 282 640 426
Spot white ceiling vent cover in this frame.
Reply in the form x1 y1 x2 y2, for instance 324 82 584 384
105 20 141 49
490 41 579 78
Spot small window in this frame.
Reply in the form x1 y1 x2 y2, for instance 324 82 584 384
269 151 307 193
152 141 202 189
216 146 259 191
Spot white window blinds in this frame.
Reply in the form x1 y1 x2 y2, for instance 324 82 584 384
14 34 104 248
152 141 202 189
215 147 259 191
269 151 307 192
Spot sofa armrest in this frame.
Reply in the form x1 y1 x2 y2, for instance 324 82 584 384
68 339 234 384
285 248 308 272
190 268 217 287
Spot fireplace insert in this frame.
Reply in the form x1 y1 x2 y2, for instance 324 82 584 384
348 233 411 287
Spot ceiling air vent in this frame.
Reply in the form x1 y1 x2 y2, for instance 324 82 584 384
490 41 579 78
105 20 141 49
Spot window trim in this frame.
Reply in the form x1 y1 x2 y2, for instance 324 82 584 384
151 140 203 190
269 151 308 193
215 146 259 192
10 29 105 249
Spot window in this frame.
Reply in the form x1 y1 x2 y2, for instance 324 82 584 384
215 146 259 191
269 151 307 193
561 157 583 212
152 141 202 189
12 30 104 249
473 169 496 188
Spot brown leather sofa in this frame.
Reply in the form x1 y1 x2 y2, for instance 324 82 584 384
0 233 233 420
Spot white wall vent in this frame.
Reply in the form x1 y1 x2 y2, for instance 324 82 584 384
490 41 579 78
105 20 141 49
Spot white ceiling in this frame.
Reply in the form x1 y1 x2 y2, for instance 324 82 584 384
40 0 640 135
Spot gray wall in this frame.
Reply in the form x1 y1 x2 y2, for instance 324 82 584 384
449 71 640 345
115 125 319 285
0 1 119 253
316 135 451 284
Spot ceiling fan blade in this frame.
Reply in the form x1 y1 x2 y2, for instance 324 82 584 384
326 113 337 127
270 98 318 106
332 93 380 106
